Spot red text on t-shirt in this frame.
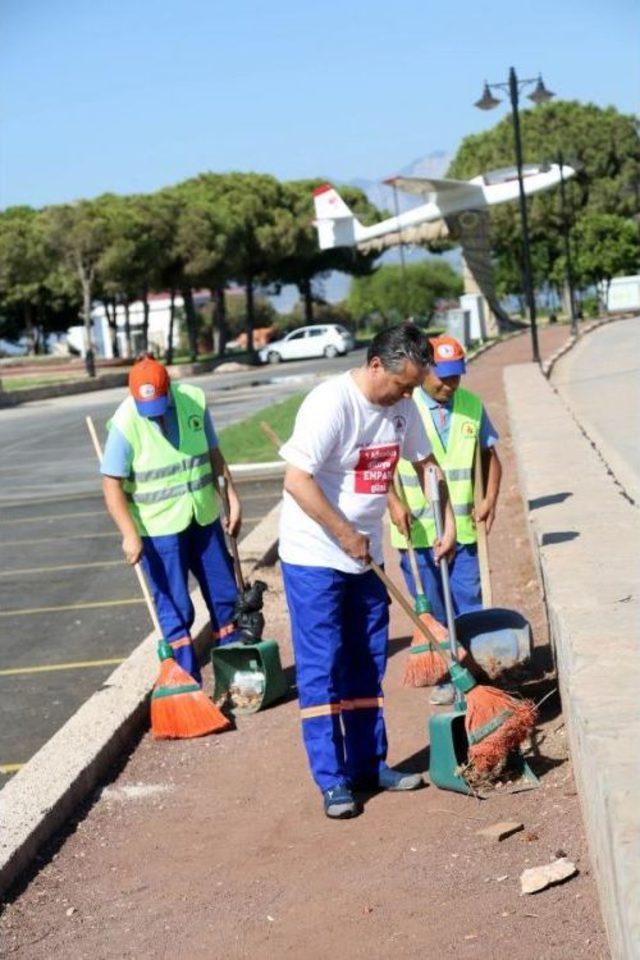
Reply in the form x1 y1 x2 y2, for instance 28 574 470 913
354 443 400 494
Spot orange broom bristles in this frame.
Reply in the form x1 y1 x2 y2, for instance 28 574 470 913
151 644 231 740
465 685 537 774
402 613 449 687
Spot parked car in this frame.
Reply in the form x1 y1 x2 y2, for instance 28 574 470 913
258 324 355 364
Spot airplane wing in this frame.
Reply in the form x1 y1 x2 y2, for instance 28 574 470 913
385 175 484 200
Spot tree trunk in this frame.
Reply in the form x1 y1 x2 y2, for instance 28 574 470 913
23 303 36 355
245 277 255 360
141 286 150 353
102 300 120 358
300 277 314 324
124 300 132 358
181 286 198 361
166 287 176 365
82 278 96 377
214 286 227 358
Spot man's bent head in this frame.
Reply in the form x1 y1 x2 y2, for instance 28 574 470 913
365 323 432 406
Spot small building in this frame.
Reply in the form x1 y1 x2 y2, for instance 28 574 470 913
92 291 211 359
605 275 640 313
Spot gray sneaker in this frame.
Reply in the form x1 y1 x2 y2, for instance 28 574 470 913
429 683 455 706
323 784 359 819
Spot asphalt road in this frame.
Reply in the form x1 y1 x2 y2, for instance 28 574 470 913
0 349 364 781
0 349 364 504
552 317 640 504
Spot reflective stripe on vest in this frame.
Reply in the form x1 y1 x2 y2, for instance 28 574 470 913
390 387 482 549
111 383 219 537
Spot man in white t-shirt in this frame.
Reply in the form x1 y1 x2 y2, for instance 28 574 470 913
279 324 456 819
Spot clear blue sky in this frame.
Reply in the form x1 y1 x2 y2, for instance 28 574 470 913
2 0 638 209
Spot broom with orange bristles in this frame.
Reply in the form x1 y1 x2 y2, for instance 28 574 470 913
393 474 449 687
86 416 230 740
151 640 230 739
372 466 537 779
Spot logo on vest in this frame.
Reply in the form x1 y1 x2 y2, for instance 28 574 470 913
462 422 477 438
139 383 156 399
188 414 203 432
392 414 406 435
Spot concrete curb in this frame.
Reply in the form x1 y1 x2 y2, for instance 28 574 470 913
0 372 130 408
0 500 282 899
0 359 257 409
504 363 640 960
230 461 284 480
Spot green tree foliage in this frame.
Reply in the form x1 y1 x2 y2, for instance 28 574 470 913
1 173 384 363
0 206 80 352
571 213 639 298
42 198 114 374
448 101 640 296
348 260 462 324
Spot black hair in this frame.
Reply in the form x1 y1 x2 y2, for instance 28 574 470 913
366 322 432 371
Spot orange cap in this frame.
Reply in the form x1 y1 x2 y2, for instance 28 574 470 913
428 334 466 376
129 356 170 416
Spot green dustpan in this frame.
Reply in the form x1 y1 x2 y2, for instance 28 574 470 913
429 704 539 796
424 466 539 796
211 638 288 715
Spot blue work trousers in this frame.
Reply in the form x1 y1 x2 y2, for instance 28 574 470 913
141 518 239 683
399 543 482 626
281 561 389 792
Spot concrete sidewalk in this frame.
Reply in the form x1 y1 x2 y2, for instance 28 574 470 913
505 361 640 959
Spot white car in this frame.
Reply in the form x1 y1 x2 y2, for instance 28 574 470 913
258 324 354 364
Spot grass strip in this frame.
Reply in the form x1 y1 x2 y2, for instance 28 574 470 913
217 392 305 464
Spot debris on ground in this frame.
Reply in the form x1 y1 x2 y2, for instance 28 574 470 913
476 821 524 841
520 857 578 895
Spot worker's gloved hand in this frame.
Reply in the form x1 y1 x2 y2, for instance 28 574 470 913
339 527 371 565
122 532 143 565
432 532 456 566
224 487 242 538
473 497 496 534
387 494 412 539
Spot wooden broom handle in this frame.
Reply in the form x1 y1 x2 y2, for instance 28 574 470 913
369 560 449 664
474 442 493 607
86 415 162 636
217 476 246 593
393 472 426 596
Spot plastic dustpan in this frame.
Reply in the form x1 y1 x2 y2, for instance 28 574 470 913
429 707 473 794
456 608 532 678
428 707 540 796
211 638 288 715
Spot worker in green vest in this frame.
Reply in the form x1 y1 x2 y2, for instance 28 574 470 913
100 355 241 684
388 334 502 704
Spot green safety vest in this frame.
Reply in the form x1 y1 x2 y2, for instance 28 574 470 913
111 383 219 537
390 387 482 549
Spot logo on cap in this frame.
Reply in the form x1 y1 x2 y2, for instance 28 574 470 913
139 383 156 399
437 343 455 359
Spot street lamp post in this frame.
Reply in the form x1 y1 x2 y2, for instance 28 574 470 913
475 67 554 363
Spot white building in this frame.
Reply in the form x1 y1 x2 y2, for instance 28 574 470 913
67 291 211 358
604 275 640 313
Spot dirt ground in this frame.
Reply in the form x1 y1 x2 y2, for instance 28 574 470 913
0 326 609 960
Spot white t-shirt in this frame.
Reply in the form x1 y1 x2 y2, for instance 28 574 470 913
278 371 431 573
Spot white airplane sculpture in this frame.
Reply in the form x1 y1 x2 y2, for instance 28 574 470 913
313 163 575 250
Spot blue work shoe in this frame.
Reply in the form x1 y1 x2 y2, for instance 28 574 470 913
375 765 424 792
323 783 359 819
